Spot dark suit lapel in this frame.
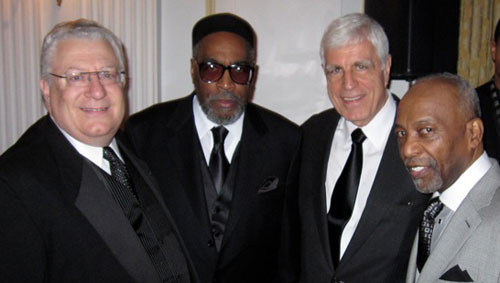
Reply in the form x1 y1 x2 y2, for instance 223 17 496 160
163 97 210 226
43 116 84 202
220 104 268 247
311 111 341 269
75 161 160 283
42 117 159 282
341 125 407 263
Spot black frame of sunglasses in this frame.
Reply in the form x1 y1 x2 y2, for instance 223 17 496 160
197 61 255 85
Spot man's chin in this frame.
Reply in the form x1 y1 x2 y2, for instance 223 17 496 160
412 179 441 194
207 110 243 125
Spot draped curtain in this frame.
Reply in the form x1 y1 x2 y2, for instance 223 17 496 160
458 0 500 87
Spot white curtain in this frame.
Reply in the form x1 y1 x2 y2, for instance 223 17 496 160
0 0 158 153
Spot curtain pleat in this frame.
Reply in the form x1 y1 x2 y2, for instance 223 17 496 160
458 0 500 87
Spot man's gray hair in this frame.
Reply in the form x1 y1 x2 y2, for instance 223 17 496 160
320 13 389 69
415 72 481 119
40 18 126 81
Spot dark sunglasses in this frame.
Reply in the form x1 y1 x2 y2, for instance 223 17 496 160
198 61 254 85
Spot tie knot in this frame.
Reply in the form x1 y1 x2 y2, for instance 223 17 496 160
351 128 366 144
211 126 229 145
424 197 443 219
103 146 119 162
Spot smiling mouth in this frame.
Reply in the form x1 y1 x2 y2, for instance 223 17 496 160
343 95 362 102
81 107 108 112
408 166 425 172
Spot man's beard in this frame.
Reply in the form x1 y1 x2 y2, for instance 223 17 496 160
404 157 443 194
201 91 247 125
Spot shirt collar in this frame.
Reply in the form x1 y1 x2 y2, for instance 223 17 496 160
342 91 395 150
54 117 122 168
192 94 244 141
437 152 492 211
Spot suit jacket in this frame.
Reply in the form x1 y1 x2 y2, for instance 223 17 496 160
125 94 301 283
297 106 430 283
476 81 500 163
0 115 197 283
406 159 500 283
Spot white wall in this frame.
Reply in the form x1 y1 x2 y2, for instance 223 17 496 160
158 0 366 124
1 0 410 153
158 0 409 125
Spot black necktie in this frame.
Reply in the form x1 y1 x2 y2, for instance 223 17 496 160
417 197 443 271
103 146 136 199
103 147 183 281
328 128 366 267
209 126 230 193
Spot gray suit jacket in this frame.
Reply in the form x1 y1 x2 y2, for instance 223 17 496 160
406 159 500 283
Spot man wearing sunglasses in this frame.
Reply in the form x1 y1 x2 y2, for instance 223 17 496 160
126 13 300 283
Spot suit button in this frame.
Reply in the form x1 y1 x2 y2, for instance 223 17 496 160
207 240 215 247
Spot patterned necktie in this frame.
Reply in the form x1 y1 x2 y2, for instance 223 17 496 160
209 126 230 194
417 197 443 271
328 128 366 267
103 146 133 191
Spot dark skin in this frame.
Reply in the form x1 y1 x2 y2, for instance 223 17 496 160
395 78 484 194
190 32 256 124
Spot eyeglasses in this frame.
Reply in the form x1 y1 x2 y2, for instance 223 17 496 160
198 61 254 85
50 70 126 87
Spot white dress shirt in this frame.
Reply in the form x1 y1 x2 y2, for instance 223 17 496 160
192 95 244 165
325 92 396 259
431 151 491 251
56 120 123 175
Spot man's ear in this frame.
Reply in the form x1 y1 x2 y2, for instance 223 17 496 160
40 78 51 110
190 58 197 84
251 64 259 85
383 54 392 87
466 117 484 150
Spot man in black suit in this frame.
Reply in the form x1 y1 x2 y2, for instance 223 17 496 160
297 13 429 282
125 13 300 283
476 18 500 163
0 19 196 282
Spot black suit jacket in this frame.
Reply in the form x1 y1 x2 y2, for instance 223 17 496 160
125 94 301 283
476 80 500 163
0 116 196 283
297 106 429 283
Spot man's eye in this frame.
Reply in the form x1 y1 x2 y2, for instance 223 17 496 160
68 74 84 82
232 65 246 73
355 63 367 70
100 72 113 79
396 130 406 137
326 67 342 75
421 127 433 134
